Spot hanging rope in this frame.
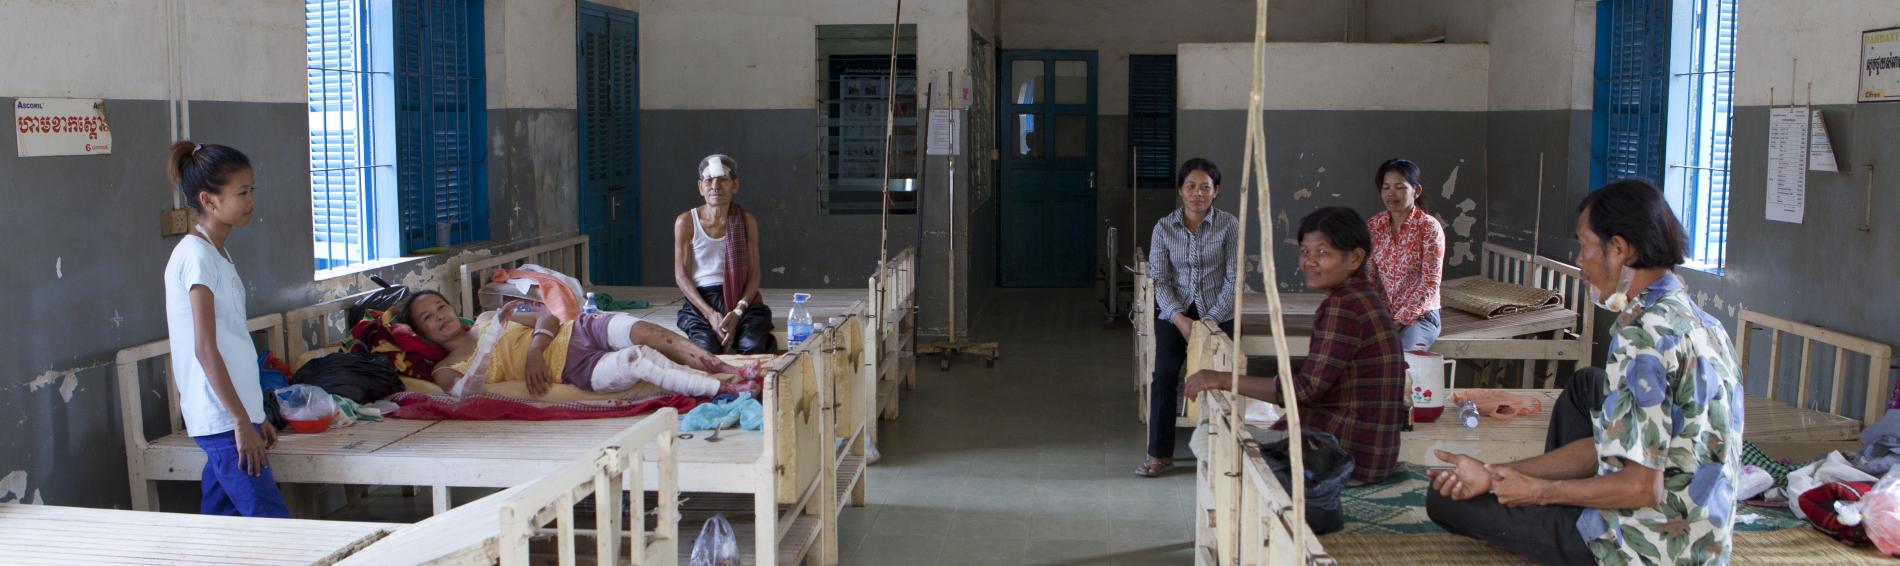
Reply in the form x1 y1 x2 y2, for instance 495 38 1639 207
1225 0 1308 558
876 0 903 275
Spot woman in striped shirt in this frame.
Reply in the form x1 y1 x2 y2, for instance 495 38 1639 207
1366 159 1446 352
1140 158 1240 477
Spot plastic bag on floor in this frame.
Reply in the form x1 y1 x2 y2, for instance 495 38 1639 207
689 513 739 566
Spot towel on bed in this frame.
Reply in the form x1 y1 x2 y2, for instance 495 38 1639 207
1440 276 1563 319
385 391 700 421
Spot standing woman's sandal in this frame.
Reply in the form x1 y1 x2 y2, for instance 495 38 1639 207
1135 456 1174 477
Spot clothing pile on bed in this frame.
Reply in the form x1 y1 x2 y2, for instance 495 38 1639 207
1739 409 1900 555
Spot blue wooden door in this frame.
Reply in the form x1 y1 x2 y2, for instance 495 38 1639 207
1000 50 1097 287
578 3 640 284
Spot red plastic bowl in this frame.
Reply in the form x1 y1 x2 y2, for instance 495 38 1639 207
287 417 330 434
1413 406 1446 423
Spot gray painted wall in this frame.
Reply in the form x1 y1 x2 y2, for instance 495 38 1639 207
1 99 313 508
0 98 594 509
636 109 969 337
1174 109 1490 292
489 108 582 244
1485 104 1900 420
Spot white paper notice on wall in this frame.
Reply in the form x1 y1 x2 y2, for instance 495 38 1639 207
926 108 962 156
1860 27 1900 103
1809 110 1839 172
15 98 112 157
1766 107 1808 224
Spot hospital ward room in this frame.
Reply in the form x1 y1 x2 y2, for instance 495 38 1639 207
9 0 1900 564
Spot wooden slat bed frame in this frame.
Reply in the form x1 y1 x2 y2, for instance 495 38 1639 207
455 235 894 507
336 411 682 566
120 283 866 566
1181 305 1884 471
1138 243 1593 428
1736 308 1895 430
116 313 285 511
1187 330 1334 566
0 502 395 566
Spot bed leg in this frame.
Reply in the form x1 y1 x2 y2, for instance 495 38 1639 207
131 479 159 512
432 485 451 515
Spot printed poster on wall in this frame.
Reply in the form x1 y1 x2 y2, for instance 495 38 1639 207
1765 107 1808 224
15 98 112 157
1809 109 1838 172
1861 27 1900 103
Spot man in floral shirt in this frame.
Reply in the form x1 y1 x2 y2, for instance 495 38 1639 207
1424 179 1743 565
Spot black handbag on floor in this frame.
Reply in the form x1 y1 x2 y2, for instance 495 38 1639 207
1250 428 1355 535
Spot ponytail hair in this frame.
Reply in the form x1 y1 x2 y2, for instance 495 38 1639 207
1375 158 1428 214
166 141 252 213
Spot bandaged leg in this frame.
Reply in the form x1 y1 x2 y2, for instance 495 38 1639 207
590 345 722 397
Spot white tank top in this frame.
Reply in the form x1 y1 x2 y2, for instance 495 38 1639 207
690 210 727 288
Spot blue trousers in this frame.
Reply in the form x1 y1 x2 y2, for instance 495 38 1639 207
192 424 291 518
1399 309 1442 352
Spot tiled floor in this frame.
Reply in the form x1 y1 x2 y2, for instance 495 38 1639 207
837 288 1197 566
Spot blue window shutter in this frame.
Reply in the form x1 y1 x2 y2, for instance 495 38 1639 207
1593 0 1671 189
1128 54 1175 189
396 0 487 251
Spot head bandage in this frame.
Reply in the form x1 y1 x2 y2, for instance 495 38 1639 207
699 154 736 180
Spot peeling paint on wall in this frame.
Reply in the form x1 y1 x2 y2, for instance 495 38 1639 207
772 266 787 274
1293 188 1313 200
0 471 25 502
1451 199 1478 238
55 257 62 279
25 363 105 403
1441 165 1460 199
1448 241 1475 266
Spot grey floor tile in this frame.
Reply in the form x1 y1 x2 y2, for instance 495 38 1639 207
872 507 959 536
937 537 1031 565
1023 538 1114 565
855 533 947 563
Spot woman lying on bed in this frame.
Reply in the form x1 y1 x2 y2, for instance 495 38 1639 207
403 290 760 399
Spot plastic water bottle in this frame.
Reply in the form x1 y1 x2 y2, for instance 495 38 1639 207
1458 399 1480 428
582 292 601 315
787 293 814 348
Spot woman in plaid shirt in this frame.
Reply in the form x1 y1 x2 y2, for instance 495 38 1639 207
1185 207 1409 484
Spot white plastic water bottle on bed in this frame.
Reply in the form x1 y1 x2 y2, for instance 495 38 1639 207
1458 399 1480 428
787 293 814 348
583 292 601 315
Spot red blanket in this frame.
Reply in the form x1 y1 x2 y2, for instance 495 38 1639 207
385 391 699 421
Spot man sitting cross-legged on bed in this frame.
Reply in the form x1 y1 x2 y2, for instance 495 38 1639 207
674 154 776 355
403 290 759 398
1423 180 1743 566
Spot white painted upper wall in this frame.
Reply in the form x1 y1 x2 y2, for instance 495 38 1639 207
1737 0 1900 106
1179 43 1489 111
1000 0 1491 115
486 0 585 109
0 0 304 103
1486 0 1594 111
639 0 969 110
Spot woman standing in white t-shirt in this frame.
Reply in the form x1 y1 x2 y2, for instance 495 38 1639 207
162 141 288 517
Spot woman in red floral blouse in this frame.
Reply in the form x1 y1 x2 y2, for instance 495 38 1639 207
1366 159 1445 352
